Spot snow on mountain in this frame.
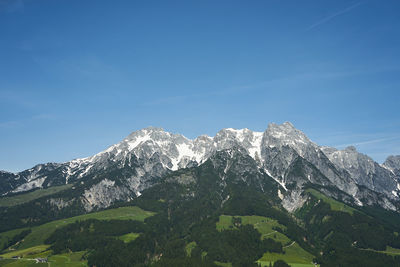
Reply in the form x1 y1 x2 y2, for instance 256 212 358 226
1 122 399 212
383 155 400 176
321 146 400 198
71 126 265 175
261 122 358 196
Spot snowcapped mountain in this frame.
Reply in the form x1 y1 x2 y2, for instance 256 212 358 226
1 122 399 212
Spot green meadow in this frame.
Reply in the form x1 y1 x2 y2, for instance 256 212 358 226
117 232 140 243
360 245 400 256
0 206 154 257
0 251 87 267
216 215 290 244
306 188 356 215
257 241 315 267
0 206 155 267
0 185 73 207
217 215 316 267
10 206 154 250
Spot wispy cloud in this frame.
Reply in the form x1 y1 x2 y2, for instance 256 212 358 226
312 130 400 162
305 2 362 31
140 67 391 108
139 61 400 110
336 136 400 149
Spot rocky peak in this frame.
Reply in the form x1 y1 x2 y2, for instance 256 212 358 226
383 155 400 176
322 146 398 197
2 122 399 212
261 123 358 196
214 128 263 159
384 155 400 169
264 122 317 157
345 146 357 152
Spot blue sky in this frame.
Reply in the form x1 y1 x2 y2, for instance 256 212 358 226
1 0 400 172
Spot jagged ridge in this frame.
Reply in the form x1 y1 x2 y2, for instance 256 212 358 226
1 122 399 212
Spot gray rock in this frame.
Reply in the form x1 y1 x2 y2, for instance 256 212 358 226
1 122 399 212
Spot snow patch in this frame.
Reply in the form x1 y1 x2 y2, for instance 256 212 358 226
248 131 263 160
278 189 284 200
265 168 287 191
127 133 151 150
11 177 46 193
354 197 363 206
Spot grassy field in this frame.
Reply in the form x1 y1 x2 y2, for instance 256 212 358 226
360 245 400 256
217 215 316 266
306 188 356 215
0 259 15 266
216 215 290 244
117 233 140 243
47 251 87 267
0 259 47 267
0 206 153 266
0 245 50 259
0 251 87 267
257 242 315 266
0 185 74 207
385 246 400 255
0 228 30 252
0 206 155 251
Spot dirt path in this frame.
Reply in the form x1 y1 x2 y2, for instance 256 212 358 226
283 241 295 248
263 230 277 236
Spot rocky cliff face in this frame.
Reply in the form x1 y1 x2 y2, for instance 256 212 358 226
260 122 357 195
322 146 399 198
1 122 399 212
383 155 400 176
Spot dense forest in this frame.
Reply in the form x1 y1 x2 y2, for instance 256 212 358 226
1 154 400 266
39 160 400 266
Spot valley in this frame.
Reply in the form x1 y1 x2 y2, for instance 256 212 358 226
1 123 400 266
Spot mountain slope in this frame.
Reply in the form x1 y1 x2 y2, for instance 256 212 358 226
384 155 400 176
2 148 400 267
1 122 399 214
322 146 399 198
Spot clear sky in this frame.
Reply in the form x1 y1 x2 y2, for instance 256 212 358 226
1 0 400 172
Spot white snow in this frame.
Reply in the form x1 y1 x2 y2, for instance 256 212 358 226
382 164 396 175
354 197 363 206
79 165 93 178
127 133 151 150
226 128 247 142
177 142 194 158
265 168 287 191
170 142 207 170
248 131 263 160
11 177 46 193
278 189 284 200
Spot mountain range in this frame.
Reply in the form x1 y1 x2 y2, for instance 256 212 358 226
1 122 399 213
2 122 400 266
